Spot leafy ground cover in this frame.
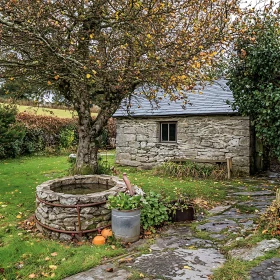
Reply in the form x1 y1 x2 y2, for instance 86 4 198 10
0 153 258 279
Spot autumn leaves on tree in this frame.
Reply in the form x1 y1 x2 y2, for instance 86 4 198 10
0 0 240 173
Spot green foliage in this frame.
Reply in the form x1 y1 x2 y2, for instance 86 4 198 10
0 78 40 100
163 187 193 215
0 104 26 158
21 128 45 154
96 157 112 174
211 258 253 280
228 12 280 158
59 127 75 149
108 192 142 210
17 113 78 155
140 191 169 231
97 118 116 149
155 161 227 179
68 156 112 176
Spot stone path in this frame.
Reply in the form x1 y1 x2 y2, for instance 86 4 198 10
64 182 280 280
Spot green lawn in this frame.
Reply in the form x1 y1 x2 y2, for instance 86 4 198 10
0 154 242 279
0 156 124 280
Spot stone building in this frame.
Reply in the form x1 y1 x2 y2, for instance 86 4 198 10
114 79 257 175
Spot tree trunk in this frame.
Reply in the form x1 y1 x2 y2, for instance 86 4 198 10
73 88 100 174
76 122 99 174
73 85 123 174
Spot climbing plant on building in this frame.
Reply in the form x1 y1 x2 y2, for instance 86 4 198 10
228 5 280 158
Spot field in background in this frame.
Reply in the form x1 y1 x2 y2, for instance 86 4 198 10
0 103 98 118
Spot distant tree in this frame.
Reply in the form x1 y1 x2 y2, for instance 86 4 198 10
0 77 41 100
0 0 240 173
228 6 280 158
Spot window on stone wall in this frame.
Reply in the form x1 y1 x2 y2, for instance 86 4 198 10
160 122 177 142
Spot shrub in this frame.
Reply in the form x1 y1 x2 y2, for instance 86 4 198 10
257 189 280 237
141 191 169 232
98 118 116 149
59 127 76 149
155 161 227 180
17 113 78 153
108 192 142 210
0 104 26 158
21 127 45 154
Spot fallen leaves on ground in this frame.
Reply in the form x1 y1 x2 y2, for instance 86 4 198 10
118 257 133 264
106 267 113 272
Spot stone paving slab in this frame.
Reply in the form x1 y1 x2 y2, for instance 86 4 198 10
229 239 280 261
232 190 274 196
197 219 238 233
63 264 132 280
132 248 225 280
208 205 232 215
250 258 280 280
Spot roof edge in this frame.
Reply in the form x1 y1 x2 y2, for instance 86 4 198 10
114 112 240 118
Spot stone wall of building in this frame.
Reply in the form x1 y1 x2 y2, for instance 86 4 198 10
116 116 252 174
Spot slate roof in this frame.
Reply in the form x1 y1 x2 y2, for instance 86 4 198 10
114 79 237 117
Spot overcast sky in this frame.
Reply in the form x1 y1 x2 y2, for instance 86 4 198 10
241 0 280 8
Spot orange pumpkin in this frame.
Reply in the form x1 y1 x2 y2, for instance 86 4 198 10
101 228 113 238
92 235 106 245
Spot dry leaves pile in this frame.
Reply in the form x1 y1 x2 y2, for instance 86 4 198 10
258 200 280 236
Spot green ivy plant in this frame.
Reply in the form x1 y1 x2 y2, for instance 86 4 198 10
228 11 280 159
140 191 169 232
107 192 142 210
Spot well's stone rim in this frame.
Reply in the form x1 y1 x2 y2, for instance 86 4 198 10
36 175 126 203
35 175 126 240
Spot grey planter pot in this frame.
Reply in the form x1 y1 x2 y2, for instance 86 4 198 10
111 208 140 242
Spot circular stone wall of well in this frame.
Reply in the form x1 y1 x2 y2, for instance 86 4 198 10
35 175 126 241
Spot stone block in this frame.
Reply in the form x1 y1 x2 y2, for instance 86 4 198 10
60 196 79 205
213 142 226 149
228 138 240 146
136 134 147 141
124 134 136 142
59 233 73 242
49 213 57 221
81 207 96 214
239 137 250 146
117 153 131 161
200 141 214 147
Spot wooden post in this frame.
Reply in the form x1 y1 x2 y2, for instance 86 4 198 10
226 157 233 179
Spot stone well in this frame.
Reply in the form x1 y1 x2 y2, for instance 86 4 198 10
35 175 126 241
